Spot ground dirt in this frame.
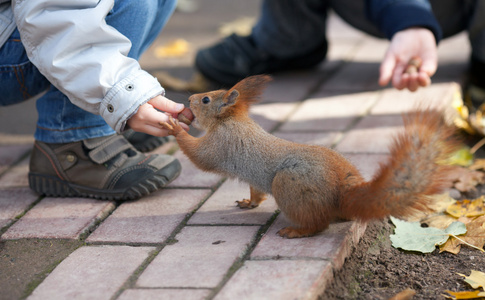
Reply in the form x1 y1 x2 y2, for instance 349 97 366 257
321 219 484 300
322 135 485 300
0 239 83 300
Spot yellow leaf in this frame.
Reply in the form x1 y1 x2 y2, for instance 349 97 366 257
218 17 256 37
440 235 462 254
406 193 456 222
440 216 485 254
458 270 485 290
446 197 485 218
445 147 474 167
444 290 485 299
154 39 190 58
470 159 485 171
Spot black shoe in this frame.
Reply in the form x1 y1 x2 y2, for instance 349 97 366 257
195 34 327 86
123 129 170 153
29 135 181 200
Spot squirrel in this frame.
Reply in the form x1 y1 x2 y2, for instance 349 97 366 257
161 75 460 238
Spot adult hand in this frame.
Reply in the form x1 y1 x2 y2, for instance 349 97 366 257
127 95 189 136
379 28 438 92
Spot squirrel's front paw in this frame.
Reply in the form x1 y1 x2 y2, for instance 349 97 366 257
160 116 183 136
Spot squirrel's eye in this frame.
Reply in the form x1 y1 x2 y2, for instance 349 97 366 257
201 96 210 104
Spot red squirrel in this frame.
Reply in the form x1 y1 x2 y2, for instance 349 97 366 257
161 75 460 238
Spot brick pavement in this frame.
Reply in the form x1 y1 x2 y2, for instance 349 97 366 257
0 4 470 300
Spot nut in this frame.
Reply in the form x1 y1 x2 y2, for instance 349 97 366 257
177 107 194 125
405 56 422 74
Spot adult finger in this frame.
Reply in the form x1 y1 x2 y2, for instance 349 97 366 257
379 52 396 86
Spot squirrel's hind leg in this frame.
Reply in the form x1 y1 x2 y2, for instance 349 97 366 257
236 186 267 208
272 171 333 238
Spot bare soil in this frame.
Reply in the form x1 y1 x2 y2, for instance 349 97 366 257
321 218 484 300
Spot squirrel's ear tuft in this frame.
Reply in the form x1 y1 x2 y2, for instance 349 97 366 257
230 75 272 106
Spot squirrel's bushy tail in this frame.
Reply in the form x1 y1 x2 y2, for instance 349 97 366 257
340 109 460 221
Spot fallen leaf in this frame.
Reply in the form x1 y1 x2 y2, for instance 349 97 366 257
440 216 485 254
390 217 467 253
154 39 190 58
388 288 416 300
421 213 461 229
451 85 485 136
444 290 485 299
469 158 485 171
442 216 485 253
218 17 256 37
446 197 485 218
445 147 474 167
406 193 456 223
449 167 485 192
459 270 485 291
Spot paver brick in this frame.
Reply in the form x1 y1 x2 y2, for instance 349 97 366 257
261 71 324 104
169 151 222 188
137 226 259 288
345 153 390 181
321 62 382 92
0 144 31 175
118 289 210 300
1 197 115 240
250 102 297 132
370 83 456 114
279 92 378 132
251 215 366 270
214 260 333 300
335 114 404 153
28 245 154 300
0 156 29 188
87 189 210 244
188 179 278 225
0 187 38 229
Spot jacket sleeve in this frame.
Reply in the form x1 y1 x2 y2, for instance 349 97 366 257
12 0 164 133
365 0 442 43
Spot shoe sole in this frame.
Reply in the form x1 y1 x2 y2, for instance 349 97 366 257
28 160 181 201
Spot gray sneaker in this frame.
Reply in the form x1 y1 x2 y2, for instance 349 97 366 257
28 134 181 200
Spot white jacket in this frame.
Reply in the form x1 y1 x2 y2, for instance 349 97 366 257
2 0 164 133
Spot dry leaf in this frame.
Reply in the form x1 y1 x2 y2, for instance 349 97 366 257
406 193 456 222
218 17 256 37
446 197 485 218
440 215 485 254
388 288 416 300
459 270 485 290
449 167 485 192
422 214 461 229
154 39 190 58
451 86 485 136
444 290 485 299
470 159 485 171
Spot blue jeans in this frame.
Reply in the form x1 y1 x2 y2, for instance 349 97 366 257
0 0 176 143
253 0 485 61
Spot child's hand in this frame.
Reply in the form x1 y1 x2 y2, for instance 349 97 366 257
127 95 189 136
